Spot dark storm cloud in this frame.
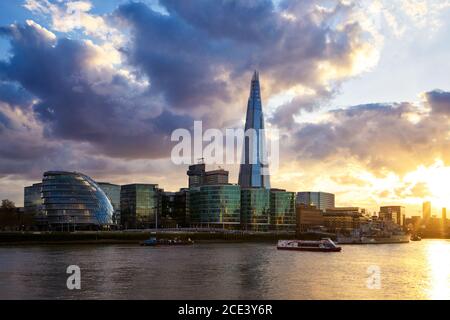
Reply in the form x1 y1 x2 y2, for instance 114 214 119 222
0 20 194 160
0 0 379 184
116 0 371 116
0 82 33 107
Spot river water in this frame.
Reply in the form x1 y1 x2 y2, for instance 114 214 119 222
0 239 449 299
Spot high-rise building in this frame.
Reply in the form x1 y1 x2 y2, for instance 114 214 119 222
189 184 241 229
41 171 114 229
98 182 121 226
241 187 270 231
187 163 206 188
379 206 405 226
120 184 161 229
238 71 270 189
423 201 431 221
442 208 447 224
269 189 296 231
296 192 335 211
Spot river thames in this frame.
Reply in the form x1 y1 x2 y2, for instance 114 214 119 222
0 239 449 299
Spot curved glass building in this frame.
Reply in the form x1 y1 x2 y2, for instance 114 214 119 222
42 171 114 229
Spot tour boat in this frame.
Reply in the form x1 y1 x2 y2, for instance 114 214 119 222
277 238 342 252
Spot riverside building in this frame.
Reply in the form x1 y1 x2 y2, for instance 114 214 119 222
269 189 296 231
41 171 114 230
120 184 162 229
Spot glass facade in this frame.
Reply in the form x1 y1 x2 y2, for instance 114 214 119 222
24 182 43 214
238 71 271 189
241 188 270 231
42 171 114 228
120 184 161 229
190 184 241 229
270 189 296 231
296 192 335 211
98 182 121 226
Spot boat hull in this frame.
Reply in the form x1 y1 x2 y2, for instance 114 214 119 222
337 236 410 244
277 246 341 252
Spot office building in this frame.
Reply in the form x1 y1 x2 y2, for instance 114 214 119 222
41 171 114 229
24 182 45 225
205 169 229 185
323 207 365 232
296 204 324 232
187 163 206 188
296 192 335 211
269 189 295 231
120 184 161 229
187 163 229 187
238 71 271 189
189 184 241 229
241 187 270 231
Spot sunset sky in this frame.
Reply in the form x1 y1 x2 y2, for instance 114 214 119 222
1 0 450 216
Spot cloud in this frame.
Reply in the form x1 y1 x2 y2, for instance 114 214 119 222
2 0 448 212
116 0 382 125
286 98 450 175
0 19 193 160
424 90 450 114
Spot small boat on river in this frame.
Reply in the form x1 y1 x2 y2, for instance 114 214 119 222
277 238 342 252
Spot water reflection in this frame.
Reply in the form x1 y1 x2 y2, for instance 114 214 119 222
0 240 450 299
426 241 450 299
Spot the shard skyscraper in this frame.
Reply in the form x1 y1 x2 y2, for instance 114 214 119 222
238 71 271 189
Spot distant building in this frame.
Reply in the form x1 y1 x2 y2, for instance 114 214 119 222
98 182 121 226
269 189 296 231
241 187 270 231
120 184 161 229
423 201 431 221
187 163 229 187
405 215 422 232
296 204 324 232
42 171 114 230
24 182 44 225
379 206 405 226
442 208 447 223
205 169 229 185
189 184 241 229
296 192 335 211
323 207 364 232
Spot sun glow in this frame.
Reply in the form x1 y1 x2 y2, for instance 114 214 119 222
404 160 450 209
426 241 450 299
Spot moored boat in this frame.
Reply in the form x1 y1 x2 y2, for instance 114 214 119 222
141 237 194 246
277 238 342 252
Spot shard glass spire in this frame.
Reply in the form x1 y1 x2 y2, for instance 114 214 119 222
238 71 271 189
